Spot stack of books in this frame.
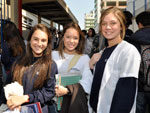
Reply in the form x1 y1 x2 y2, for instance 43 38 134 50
56 73 81 110
21 102 42 113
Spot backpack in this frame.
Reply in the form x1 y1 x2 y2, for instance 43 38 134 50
139 45 150 90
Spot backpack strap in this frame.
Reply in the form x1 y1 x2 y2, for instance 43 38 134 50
68 55 81 72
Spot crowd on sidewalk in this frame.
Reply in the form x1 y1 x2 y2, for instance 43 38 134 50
0 6 150 113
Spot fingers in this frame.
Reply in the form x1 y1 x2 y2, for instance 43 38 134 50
55 85 59 88
93 53 101 61
55 85 60 97
7 99 17 110
89 61 94 69
18 106 21 111
9 105 16 110
89 53 101 69
55 87 60 97
55 85 67 97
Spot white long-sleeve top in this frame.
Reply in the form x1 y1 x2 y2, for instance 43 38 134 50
52 51 93 94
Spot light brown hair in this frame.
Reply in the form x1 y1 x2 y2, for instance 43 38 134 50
100 7 126 39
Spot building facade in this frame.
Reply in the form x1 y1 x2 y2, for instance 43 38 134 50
22 9 54 40
93 0 127 33
126 0 150 31
0 0 77 40
84 10 95 31
101 0 126 10
94 0 101 33
127 0 150 16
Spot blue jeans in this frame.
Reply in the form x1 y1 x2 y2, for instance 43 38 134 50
136 92 150 113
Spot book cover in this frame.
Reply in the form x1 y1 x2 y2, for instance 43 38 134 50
21 102 42 113
55 73 81 110
55 73 81 86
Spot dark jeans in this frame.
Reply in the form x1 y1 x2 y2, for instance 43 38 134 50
136 92 150 113
48 103 58 113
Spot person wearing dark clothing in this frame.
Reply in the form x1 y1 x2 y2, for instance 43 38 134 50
1 24 57 113
123 10 134 42
60 83 89 113
21 57 57 113
84 28 96 57
0 68 4 105
128 11 150 113
90 45 137 113
1 21 25 84
90 34 100 57
1 42 17 73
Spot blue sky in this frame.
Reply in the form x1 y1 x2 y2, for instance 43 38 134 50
64 0 94 30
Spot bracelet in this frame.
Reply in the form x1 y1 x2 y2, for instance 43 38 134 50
66 87 71 95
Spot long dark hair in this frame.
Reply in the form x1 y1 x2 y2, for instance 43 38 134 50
58 23 85 58
13 24 52 89
3 21 25 56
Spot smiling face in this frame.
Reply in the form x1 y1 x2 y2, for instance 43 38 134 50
101 13 122 47
63 28 79 54
30 29 48 57
88 29 93 37
101 13 121 41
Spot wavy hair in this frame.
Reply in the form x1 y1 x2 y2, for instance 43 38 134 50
13 24 52 89
3 21 25 56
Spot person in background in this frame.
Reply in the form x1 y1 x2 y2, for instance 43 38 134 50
90 32 105 58
1 24 58 113
1 21 26 84
52 23 93 113
82 29 87 38
127 11 150 113
123 10 134 42
49 27 58 50
89 7 141 113
84 28 96 57
55 30 62 49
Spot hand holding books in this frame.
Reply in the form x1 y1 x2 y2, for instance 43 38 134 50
55 85 69 97
55 73 81 110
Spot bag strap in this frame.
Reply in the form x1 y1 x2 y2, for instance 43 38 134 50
68 55 81 72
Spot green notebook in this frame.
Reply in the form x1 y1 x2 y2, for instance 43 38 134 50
55 73 81 110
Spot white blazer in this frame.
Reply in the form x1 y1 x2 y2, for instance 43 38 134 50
95 41 141 113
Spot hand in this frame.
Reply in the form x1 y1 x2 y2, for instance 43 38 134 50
89 53 101 69
55 85 69 97
7 95 29 110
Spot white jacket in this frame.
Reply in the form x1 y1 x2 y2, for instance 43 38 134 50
95 41 141 113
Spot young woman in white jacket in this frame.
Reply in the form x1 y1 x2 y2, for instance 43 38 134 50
89 7 141 113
